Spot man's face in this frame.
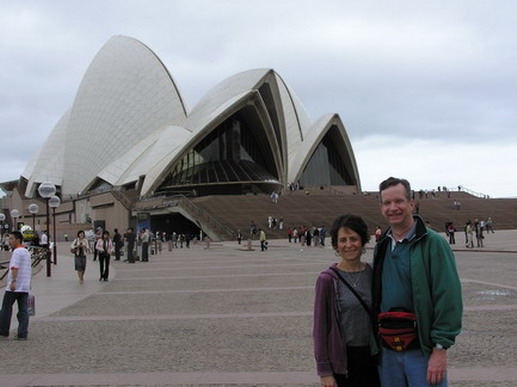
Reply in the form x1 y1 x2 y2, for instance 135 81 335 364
380 183 415 228
8 235 19 249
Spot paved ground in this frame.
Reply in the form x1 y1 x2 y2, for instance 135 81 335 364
0 229 516 386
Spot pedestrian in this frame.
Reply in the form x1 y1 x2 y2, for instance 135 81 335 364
474 219 484 248
373 177 463 386
70 230 90 283
93 227 102 261
259 229 268 251
313 214 380 387
125 227 136 263
447 222 456 244
96 230 113 281
485 217 494 233
374 225 382 242
0 231 32 340
466 221 474 248
320 226 327 247
40 230 49 249
236 229 242 245
113 228 123 261
141 228 150 261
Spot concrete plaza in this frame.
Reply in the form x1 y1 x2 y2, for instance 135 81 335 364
0 230 516 386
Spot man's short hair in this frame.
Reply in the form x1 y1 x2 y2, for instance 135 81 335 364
10 231 24 242
379 177 412 200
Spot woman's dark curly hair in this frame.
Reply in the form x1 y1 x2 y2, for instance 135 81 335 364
330 214 370 249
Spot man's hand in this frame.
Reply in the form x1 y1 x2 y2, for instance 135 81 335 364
427 347 447 385
9 281 16 291
320 375 337 387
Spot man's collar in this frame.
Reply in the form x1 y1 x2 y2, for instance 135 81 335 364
388 222 417 244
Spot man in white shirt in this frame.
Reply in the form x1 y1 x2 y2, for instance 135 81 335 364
40 230 48 248
0 231 32 340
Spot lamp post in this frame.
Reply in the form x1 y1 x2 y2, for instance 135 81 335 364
49 195 60 265
0 213 5 238
38 182 57 277
28 203 39 236
10 209 20 231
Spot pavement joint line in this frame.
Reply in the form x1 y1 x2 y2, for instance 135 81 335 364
114 271 321 280
114 261 326 271
99 286 314 295
35 311 314 322
464 304 517 311
462 278 517 291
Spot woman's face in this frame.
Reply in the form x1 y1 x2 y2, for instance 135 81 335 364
78 232 85 239
336 227 363 263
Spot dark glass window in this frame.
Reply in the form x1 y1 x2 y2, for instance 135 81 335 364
299 132 353 186
157 113 280 194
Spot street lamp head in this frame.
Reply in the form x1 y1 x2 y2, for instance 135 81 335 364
0 213 5 222
28 203 40 214
38 182 57 199
49 195 61 208
10 209 20 218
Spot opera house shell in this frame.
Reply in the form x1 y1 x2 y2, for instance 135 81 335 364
22 35 361 200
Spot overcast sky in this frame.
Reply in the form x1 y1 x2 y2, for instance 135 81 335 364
1 0 516 197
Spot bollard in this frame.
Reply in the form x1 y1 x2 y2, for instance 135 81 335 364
247 238 253 251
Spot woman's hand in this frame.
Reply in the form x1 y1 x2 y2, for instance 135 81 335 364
320 375 337 387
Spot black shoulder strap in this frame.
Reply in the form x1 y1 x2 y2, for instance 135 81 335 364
329 266 373 318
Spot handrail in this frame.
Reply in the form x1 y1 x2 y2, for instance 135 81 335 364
177 196 235 239
0 246 48 281
455 185 489 199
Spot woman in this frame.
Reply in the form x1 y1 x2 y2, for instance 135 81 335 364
313 214 380 387
70 230 90 283
96 230 113 281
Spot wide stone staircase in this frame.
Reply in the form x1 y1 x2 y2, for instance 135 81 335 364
190 190 517 240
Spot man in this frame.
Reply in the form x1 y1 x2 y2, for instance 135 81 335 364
113 228 122 261
373 177 463 386
125 227 136 263
0 231 32 340
39 230 48 249
259 229 267 251
141 228 150 262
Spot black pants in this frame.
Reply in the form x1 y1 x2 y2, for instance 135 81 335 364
127 242 135 263
99 253 110 280
334 346 380 387
142 242 149 261
0 291 29 338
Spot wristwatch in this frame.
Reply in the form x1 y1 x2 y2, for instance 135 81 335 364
435 343 445 350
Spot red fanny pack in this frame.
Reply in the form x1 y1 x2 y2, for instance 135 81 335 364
378 311 417 352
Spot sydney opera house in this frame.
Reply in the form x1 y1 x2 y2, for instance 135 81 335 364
1 35 361 239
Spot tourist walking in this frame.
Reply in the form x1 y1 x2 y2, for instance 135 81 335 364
485 217 494 233
125 227 136 263
447 222 456 244
141 228 150 261
71 230 90 283
313 214 380 387
0 231 32 339
259 229 268 251
96 230 113 281
113 228 123 261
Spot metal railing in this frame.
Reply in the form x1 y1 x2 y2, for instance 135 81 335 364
177 196 235 240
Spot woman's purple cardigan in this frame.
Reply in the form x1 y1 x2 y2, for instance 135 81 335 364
313 263 348 377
